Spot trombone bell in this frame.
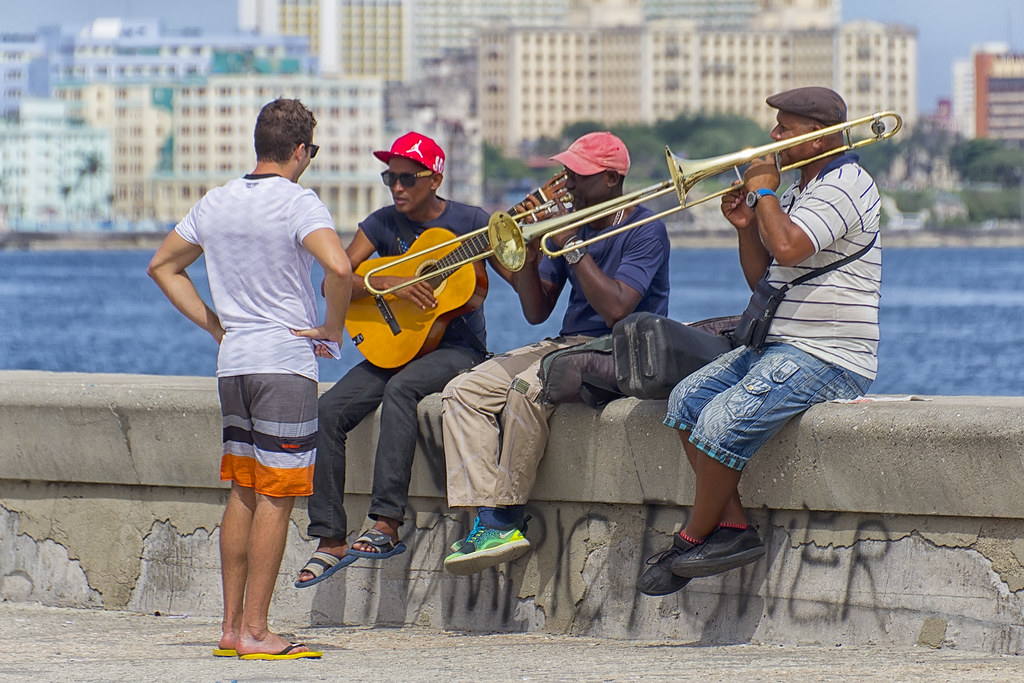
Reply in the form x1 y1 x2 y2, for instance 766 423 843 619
488 211 525 271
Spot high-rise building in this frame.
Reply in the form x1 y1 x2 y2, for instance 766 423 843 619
973 49 1024 141
952 53 981 139
411 0 570 64
836 20 917 129
950 43 1024 140
240 0 412 80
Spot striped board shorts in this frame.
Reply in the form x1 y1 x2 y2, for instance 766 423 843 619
218 373 318 497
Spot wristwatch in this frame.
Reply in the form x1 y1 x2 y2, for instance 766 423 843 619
563 237 587 265
745 188 776 209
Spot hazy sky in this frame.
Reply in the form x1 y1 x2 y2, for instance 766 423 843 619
2 0 1022 112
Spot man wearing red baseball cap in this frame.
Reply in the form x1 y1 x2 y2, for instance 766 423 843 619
373 130 447 175
550 130 631 176
295 131 494 585
440 131 672 575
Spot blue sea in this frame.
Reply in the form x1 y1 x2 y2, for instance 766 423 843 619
2 246 1023 396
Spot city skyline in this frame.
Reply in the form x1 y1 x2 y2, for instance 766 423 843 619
1 0 1021 111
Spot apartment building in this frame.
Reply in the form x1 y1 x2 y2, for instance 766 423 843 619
0 33 49 117
54 82 174 221
40 18 314 85
480 2 915 152
148 73 388 228
0 99 111 223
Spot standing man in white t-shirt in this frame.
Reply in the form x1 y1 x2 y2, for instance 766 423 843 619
637 87 882 597
148 98 352 659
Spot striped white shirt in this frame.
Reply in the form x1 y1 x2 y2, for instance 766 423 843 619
764 154 881 379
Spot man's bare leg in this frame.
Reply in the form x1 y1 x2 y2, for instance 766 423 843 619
219 483 255 652
678 432 745 539
234 491 310 656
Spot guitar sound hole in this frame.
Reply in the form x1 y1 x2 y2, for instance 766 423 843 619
417 260 445 293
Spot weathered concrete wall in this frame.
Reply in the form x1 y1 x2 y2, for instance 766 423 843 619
2 370 1023 653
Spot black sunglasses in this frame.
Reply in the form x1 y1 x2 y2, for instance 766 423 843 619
298 142 319 158
381 169 433 187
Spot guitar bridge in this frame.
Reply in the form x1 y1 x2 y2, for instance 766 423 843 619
375 296 402 336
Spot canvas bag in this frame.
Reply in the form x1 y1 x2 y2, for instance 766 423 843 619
611 312 738 400
538 314 740 406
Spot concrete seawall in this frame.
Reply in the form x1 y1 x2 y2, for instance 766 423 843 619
2 370 1023 654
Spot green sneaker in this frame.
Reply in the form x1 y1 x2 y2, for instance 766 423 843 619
444 516 531 575
449 515 529 552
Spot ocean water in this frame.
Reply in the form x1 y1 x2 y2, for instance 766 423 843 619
2 246 1023 396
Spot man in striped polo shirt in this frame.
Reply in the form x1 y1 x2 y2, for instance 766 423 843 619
638 87 881 596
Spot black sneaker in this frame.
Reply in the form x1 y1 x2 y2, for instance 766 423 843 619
670 525 765 578
636 533 698 597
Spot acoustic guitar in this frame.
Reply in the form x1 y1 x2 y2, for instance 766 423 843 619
346 228 490 368
345 175 571 369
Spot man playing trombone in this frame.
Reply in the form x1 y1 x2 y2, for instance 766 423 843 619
637 87 882 596
441 131 671 575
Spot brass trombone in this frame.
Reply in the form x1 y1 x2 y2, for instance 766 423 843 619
366 110 901 288
534 110 902 259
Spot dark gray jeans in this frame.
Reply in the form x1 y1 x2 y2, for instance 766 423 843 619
306 343 485 541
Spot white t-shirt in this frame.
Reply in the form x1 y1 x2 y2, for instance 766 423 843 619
766 155 882 380
175 174 335 380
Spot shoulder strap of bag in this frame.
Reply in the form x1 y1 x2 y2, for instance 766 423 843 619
780 233 878 293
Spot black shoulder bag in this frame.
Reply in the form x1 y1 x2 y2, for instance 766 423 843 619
732 234 877 352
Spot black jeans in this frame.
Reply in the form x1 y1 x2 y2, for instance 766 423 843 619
306 343 485 540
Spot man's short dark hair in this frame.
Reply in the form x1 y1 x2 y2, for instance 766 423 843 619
254 98 316 163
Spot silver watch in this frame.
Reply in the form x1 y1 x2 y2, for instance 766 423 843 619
563 237 586 265
746 188 776 209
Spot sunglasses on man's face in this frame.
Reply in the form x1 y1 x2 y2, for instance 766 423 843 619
381 169 433 187
297 142 319 158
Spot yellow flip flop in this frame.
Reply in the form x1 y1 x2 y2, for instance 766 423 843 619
238 643 323 660
212 648 237 657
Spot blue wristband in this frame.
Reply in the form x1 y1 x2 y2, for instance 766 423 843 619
755 188 775 198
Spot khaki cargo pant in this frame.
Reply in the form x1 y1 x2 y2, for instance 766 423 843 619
441 335 593 508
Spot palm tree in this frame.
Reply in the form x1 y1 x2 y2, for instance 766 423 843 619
76 152 104 218
60 185 72 221
0 173 9 231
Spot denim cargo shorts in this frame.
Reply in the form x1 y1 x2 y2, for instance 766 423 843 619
664 343 872 471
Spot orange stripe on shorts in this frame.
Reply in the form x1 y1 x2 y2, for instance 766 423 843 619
220 453 313 497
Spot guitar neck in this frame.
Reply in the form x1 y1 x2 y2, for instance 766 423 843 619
422 230 491 290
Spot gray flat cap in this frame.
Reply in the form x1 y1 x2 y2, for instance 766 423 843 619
766 87 847 125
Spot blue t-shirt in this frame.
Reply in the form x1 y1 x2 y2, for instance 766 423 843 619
538 205 670 337
360 199 491 350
